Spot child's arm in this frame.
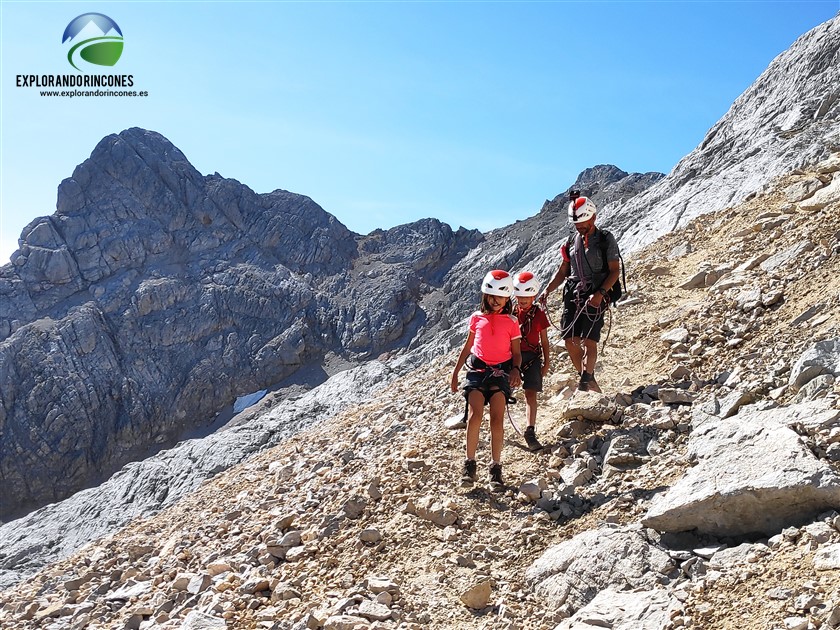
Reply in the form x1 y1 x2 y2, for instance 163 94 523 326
509 338 522 389
450 331 475 393
540 329 550 376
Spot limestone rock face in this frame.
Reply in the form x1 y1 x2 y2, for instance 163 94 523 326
0 129 482 518
555 588 680 630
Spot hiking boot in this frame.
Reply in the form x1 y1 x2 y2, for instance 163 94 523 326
578 371 594 392
523 426 542 451
489 462 504 486
462 459 477 483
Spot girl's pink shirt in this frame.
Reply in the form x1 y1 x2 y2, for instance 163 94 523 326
469 312 521 365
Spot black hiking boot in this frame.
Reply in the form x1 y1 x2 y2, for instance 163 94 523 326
461 459 477 484
523 425 542 451
578 371 594 392
489 462 504 487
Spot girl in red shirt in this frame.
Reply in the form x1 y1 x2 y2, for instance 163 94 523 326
450 270 522 487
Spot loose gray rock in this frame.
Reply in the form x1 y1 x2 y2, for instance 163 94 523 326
459 579 492 610
356 600 391 622
555 588 679 630
181 610 227 629
323 615 369 630
406 497 458 527
814 544 840 570
525 525 673 614
602 428 651 467
789 338 840 391
562 392 616 422
644 402 840 536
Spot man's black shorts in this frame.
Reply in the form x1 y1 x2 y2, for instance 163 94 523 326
562 286 605 342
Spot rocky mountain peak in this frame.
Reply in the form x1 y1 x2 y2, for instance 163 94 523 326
572 163 630 189
539 164 665 220
0 129 486 519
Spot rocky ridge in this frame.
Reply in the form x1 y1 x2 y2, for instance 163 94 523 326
1 153 839 629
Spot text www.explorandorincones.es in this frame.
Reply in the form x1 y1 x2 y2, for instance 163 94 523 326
39 89 149 97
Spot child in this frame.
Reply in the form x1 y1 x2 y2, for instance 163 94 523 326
450 270 522 486
513 272 551 451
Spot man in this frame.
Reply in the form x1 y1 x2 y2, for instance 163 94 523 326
542 192 621 393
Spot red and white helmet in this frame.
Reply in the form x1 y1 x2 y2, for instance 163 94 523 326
513 271 540 297
481 270 514 297
568 196 597 224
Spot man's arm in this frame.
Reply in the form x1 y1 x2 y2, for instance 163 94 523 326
544 260 570 296
588 259 621 307
600 259 620 294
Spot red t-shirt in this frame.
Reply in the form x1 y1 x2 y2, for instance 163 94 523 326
469 312 521 365
516 306 549 353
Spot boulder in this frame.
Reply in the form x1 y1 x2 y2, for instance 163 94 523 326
644 402 840 536
525 525 673 613
555 588 679 630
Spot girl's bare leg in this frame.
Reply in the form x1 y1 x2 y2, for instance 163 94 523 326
465 390 485 460
488 390 506 463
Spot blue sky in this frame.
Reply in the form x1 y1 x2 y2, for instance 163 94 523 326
1 1 838 264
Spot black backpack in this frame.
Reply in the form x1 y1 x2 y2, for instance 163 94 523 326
567 229 626 304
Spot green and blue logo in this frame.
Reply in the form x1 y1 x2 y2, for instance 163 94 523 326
62 13 123 72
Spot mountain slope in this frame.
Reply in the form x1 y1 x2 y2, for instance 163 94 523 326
2 13 839 625
0 154 838 629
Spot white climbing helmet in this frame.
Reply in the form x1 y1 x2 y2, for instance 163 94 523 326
513 271 540 297
568 196 597 224
481 270 514 297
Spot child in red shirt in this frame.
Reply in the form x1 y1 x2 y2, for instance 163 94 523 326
513 272 551 451
450 270 522 486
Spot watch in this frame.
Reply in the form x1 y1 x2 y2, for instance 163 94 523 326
598 287 608 297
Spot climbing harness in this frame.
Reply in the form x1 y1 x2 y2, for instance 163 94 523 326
460 355 524 436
